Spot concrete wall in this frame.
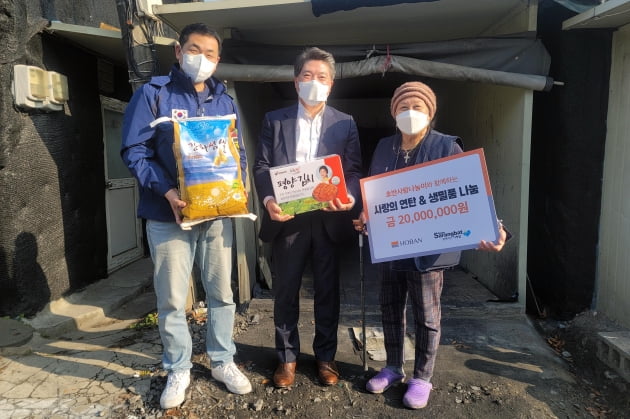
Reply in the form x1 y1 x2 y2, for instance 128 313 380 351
437 81 528 300
597 24 630 328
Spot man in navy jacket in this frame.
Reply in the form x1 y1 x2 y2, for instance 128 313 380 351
253 47 362 388
121 23 251 410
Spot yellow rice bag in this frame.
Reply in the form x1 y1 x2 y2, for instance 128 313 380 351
171 115 248 222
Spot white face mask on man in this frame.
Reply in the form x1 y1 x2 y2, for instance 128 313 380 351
298 80 330 106
396 110 430 135
181 53 217 83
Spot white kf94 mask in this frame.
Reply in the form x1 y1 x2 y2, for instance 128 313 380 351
396 110 430 135
298 80 330 106
182 53 217 83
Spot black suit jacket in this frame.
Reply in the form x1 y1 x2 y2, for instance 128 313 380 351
253 104 362 242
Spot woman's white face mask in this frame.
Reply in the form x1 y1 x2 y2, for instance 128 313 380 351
396 110 430 135
298 80 330 106
181 53 217 83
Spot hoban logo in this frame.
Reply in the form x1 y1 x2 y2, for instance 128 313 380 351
390 237 423 248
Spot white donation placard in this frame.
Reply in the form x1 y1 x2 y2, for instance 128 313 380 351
360 149 500 263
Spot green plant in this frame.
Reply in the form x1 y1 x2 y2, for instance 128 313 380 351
129 312 159 329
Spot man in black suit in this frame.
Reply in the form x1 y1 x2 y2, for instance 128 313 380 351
253 47 362 388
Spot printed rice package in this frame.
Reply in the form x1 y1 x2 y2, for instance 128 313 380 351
170 115 249 223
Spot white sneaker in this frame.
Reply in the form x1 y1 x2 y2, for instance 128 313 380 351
160 369 190 409
211 362 252 394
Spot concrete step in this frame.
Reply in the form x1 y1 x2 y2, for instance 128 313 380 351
597 331 630 383
23 257 153 338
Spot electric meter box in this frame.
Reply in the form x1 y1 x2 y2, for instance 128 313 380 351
47 71 69 105
12 65 47 109
12 64 69 111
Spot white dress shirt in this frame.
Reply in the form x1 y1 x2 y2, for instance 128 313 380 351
295 102 324 162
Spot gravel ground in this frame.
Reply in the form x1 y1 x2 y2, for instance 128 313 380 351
533 310 630 418
105 303 630 419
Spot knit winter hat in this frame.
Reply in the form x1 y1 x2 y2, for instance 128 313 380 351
390 81 437 119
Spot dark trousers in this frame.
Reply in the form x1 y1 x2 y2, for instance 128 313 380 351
380 266 444 381
271 214 340 363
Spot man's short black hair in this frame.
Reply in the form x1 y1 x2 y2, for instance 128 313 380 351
178 23 222 53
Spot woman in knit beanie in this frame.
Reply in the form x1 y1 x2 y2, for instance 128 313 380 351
353 81 508 410
387 81 440 165
390 81 437 120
